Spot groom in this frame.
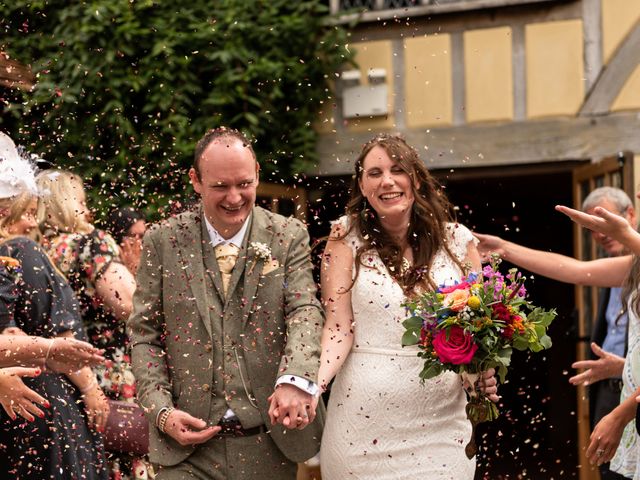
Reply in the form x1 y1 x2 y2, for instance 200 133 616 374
129 127 325 479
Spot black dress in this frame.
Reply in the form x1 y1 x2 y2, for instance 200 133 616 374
0 237 108 479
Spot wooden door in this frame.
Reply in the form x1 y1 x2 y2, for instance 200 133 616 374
257 183 308 222
572 153 634 480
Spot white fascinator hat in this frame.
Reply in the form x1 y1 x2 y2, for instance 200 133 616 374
0 132 39 199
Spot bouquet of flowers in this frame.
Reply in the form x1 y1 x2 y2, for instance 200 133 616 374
402 255 556 458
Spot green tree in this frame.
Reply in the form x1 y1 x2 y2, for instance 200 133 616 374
1 0 351 215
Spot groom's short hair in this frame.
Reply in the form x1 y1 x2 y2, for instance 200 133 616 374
193 127 256 179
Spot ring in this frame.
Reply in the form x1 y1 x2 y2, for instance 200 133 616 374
301 414 309 419
596 449 605 456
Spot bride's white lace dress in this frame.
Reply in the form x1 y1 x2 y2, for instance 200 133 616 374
320 216 476 479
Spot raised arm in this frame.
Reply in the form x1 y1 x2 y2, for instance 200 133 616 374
475 232 632 287
556 204 640 256
0 334 104 372
95 261 136 321
317 224 356 393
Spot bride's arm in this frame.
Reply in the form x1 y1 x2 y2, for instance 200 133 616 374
317 226 356 393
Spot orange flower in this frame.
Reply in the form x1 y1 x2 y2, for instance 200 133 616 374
443 289 470 312
0 256 20 269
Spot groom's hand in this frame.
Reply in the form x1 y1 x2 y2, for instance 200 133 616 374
268 384 315 430
163 409 220 446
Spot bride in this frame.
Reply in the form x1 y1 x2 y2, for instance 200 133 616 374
318 134 497 479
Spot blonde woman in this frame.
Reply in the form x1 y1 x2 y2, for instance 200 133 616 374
36 170 149 479
0 133 108 478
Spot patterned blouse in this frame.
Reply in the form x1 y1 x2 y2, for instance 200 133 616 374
43 229 136 402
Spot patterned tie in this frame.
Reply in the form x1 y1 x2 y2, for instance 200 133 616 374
214 243 240 297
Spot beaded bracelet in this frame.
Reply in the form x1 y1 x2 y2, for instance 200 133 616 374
159 407 175 433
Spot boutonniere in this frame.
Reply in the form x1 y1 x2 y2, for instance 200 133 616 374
248 242 272 275
251 242 272 261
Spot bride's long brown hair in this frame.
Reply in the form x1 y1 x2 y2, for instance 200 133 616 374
332 134 464 294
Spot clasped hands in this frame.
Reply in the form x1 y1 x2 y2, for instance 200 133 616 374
267 383 318 430
162 383 318 447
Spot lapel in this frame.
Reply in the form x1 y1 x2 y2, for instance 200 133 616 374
237 207 274 325
176 209 223 339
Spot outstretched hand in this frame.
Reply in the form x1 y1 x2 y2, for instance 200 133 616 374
268 383 317 430
473 233 506 263
46 338 105 374
555 205 631 240
0 367 49 422
569 342 625 386
163 409 220 446
81 385 110 432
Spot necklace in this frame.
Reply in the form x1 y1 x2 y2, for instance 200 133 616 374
401 256 411 274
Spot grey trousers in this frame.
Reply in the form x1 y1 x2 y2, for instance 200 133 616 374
155 433 297 480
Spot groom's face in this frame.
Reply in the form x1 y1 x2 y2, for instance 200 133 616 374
189 137 259 239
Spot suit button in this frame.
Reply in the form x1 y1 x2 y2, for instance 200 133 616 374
202 384 210 392
205 344 212 353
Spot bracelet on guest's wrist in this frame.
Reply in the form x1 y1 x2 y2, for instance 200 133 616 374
79 380 98 394
44 339 56 367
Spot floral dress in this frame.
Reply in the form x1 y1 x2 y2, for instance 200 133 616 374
610 301 640 479
44 229 152 480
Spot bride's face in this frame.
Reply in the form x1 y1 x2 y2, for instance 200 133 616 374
358 145 415 222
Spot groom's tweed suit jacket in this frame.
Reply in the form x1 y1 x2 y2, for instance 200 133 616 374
129 206 325 466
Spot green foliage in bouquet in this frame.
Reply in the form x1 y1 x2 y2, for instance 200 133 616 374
402 256 556 385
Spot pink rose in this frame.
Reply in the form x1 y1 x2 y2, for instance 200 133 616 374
439 282 470 294
443 288 470 312
432 326 478 365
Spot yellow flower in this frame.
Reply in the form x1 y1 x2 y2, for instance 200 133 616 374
467 295 481 309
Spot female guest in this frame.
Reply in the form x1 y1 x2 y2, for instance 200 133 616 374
0 134 108 478
546 204 640 479
105 207 146 276
36 170 149 479
317 134 497 479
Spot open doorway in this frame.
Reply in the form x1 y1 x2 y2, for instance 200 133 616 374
439 162 582 478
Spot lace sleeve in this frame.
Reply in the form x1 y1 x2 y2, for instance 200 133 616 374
445 222 478 262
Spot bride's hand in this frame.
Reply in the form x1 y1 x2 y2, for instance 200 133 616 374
478 368 500 403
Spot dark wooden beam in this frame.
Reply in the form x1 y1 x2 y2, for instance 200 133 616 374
579 19 640 115
330 0 569 25
314 111 640 175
